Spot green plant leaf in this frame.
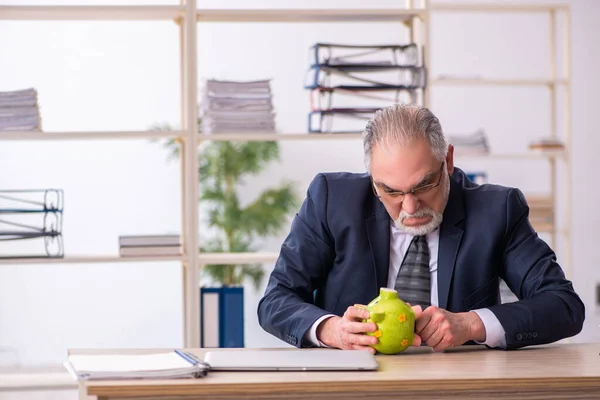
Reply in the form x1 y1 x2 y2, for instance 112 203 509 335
240 181 299 237
154 122 300 289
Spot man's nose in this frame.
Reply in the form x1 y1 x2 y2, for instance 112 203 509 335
401 194 420 215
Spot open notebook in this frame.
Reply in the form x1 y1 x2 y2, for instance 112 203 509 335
64 350 209 381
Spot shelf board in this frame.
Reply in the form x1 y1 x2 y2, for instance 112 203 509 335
454 152 565 160
198 132 363 141
199 252 279 264
196 9 425 23
0 5 185 21
0 366 76 391
0 130 184 141
430 3 568 13
198 134 564 159
431 78 569 86
0 255 184 265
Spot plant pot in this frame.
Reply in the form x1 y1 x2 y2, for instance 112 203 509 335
200 286 244 348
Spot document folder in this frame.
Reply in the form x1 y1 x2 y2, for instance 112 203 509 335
0 189 64 258
64 350 209 381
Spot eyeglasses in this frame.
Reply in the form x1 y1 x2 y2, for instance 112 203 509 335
372 162 445 202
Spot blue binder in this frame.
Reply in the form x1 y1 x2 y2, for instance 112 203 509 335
200 287 244 348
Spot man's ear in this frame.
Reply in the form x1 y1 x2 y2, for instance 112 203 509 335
446 144 455 175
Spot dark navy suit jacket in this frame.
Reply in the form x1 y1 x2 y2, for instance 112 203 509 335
257 168 584 350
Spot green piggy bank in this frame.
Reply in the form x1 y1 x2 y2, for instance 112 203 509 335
359 288 416 355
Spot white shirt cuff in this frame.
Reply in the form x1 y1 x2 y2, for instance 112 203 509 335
471 308 507 349
305 314 336 347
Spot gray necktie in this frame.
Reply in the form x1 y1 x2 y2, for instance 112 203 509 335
394 235 431 309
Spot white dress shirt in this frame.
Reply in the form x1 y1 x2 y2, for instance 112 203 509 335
306 222 507 349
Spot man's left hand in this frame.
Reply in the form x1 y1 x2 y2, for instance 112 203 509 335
412 306 486 352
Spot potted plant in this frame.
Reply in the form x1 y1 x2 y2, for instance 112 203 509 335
160 125 299 347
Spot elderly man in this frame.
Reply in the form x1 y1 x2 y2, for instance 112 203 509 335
257 104 584 352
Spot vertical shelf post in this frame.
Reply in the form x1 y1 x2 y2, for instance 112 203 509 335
563 7 572 280
548 9 557 251
411 0 430 108
180 0 200 348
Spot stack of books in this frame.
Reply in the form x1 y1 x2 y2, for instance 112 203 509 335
118 234 182 257
529 138 565 154
200 79 276 134
446 129 490 155
526 196 554 231
0 88 42 132
304 43 426 133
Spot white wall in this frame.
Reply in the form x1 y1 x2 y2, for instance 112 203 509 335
567 0 600 342
0 0 598 368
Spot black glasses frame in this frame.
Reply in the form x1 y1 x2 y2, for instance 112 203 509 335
372 162 445 200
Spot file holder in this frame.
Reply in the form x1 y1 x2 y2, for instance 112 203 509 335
0 189 64 259
310 43 421 67
305 42 426 133
308 108 379 133
309 87 418 114
305 65 427 91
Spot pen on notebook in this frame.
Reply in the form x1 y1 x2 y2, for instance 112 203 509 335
174 349 201 365
175 349 211 369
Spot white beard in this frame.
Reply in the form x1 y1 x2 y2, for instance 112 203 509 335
393 207 443 236
393 172 450 235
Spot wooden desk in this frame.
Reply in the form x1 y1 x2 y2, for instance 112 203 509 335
77 343 600 400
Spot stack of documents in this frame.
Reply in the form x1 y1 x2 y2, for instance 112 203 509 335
526 195 554 230
528 138 565 154
446 129 490 155
200 79 276 134
304 43 426 133
0 88 42 132
64 350 209 381
118 234 181 257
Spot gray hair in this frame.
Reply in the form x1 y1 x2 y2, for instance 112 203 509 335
362 104 448 171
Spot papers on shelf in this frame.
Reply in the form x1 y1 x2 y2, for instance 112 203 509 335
529 138 565 154
446 129 490 155
119 246 182 257
118 234 181 257
119 234 180 247
64 350 209 381
526 195 554 228
0 88 42 132
200 79 277 134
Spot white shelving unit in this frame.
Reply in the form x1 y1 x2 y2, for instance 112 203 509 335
429 2 572 281
0 1 571 352
431 77 569 86
0 255 185 265
195 8 426 22
0 5 185 20
0 130 184 141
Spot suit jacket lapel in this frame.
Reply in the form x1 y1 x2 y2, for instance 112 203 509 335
437 175 465 310
366 200 390 292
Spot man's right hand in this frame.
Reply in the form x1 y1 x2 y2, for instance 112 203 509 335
315 305 379 353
